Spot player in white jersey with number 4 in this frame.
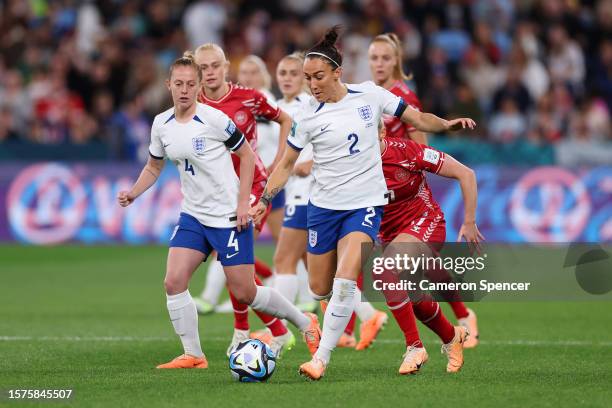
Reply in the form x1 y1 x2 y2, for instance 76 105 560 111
250 27 475 380
118 54 321 369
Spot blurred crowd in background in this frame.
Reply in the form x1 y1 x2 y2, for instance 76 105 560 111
0 0 611 165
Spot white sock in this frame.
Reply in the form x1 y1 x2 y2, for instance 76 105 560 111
250 285 309 330
274 274 299 304
166 290 204 358
354 287 377 322
315 278 357 365
200 259 225 305
296 260 313 303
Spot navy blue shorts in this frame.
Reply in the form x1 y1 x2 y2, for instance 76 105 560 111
271 189 286 211
282 204 308 230
169 212 254 266
306 203 383 255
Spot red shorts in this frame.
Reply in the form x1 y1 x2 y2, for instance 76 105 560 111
379 210 446 248
250 179 271 233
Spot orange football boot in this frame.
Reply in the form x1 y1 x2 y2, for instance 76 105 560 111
156 354 208 369
355 311 388 350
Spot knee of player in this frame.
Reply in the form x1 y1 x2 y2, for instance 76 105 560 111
164 275 188 295
308 283 332 301
229 284 255 304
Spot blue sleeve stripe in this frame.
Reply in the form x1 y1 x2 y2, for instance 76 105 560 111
287 139 303 152
394 98 407 118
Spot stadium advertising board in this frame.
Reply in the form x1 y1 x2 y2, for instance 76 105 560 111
1 163 610 244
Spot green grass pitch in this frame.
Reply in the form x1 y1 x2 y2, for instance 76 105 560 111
1 245 611 407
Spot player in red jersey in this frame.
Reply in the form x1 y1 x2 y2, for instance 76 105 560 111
377 132 483 374
369 33 480 347
192 43 300 356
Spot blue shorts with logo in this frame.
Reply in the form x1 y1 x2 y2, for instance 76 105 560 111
282 204 308 230
306 202 383 255
271 189 286 211
169 212 254 266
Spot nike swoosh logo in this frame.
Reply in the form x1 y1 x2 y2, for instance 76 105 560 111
226 252 239 259
320 124 331 132
163 143 171 148
283 217 292 221
331 313 349 318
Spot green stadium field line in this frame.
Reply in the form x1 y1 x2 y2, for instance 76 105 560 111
1 336 611 347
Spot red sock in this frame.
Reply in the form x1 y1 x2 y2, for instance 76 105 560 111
386 299 422 348
229 289 249 331
254 258 273 279
344 312 357 335
252 275 287 336
413 299 455 344
357 272 364 290
448 302 469 319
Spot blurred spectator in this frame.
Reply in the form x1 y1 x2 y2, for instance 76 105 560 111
547 24 585 92
489 98 527 143
527 90 565 144
109 93 151 162
492 65 532 114
460 46 504 110
183 0 228 48
0 0 609 164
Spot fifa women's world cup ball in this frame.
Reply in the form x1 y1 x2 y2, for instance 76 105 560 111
228 339 277 382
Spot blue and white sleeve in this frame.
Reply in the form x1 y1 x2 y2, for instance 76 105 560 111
376 85 407 118
287 114 309 152
209 109 245 151
148 121 165 160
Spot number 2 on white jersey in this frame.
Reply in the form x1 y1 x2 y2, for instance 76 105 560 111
362 206 376 228
347 133 360 155
227 230 239 252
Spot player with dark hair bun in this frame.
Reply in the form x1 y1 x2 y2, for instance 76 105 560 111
250 27 477 380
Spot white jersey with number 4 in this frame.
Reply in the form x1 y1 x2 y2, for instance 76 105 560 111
278 92 312 206
149 102 245 228
288 81 407 210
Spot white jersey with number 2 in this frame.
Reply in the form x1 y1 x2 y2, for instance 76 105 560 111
287 81 407 210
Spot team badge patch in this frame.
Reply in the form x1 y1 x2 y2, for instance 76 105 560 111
309 229 317 247
192 137 206 155
225 120 237 137
357 105 373 121
423 148 440 165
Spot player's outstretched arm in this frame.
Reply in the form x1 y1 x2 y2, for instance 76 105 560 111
249 146 300 224
117 156 165 207
401 107 476 134
437 155 484 252
233 141 256 231
268 110 293 173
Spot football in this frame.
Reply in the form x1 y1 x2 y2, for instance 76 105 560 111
228 339 277 382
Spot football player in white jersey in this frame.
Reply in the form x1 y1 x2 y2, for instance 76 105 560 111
271 52 316 314
250 27 475 380
237 55 285 244
118 54 321 369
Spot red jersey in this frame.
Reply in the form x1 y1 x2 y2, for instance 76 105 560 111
383 80 423 139
379 137 446 243
198 83 281 184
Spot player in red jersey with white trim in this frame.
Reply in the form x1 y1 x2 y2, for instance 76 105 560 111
377 132 483 374
192 43 305 357
369 33 480 348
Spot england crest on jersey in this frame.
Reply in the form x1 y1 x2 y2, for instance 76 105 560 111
309 229 317 247
192 137 206 155
357 105 372 121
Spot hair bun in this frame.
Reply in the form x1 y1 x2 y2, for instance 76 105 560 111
321 25 341 47
182 50 194 59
